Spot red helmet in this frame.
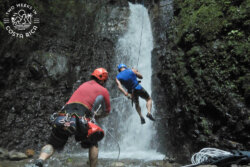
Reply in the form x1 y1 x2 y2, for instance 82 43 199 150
91 68 108 81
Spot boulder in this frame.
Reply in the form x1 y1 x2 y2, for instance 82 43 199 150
8 150 28 160
0 148 8 160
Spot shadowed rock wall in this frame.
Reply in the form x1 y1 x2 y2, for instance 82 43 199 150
0 0 129 151
151 0 250 162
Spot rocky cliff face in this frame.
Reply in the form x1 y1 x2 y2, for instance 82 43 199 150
151 0 250 162
0 0 128 151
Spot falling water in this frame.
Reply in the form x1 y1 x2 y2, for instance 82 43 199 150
99 3 164 160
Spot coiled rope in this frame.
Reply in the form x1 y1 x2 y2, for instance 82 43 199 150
182 148 233 167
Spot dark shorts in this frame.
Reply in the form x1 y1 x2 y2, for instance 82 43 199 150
48 103 98 150
133 87 150 104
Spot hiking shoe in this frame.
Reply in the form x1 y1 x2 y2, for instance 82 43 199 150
34 159 44 167
140 117 145 124
146 113 155 121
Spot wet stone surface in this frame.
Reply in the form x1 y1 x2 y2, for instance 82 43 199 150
0 155 181 167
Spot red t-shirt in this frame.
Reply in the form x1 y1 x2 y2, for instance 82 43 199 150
66 80 111 113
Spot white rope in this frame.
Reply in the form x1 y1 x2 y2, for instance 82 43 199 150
191 148 233 164
93 104 121 161
110 96 124 101
181 148 233 167
103 127 121 161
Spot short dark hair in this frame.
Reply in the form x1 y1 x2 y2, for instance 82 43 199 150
90 76 103 85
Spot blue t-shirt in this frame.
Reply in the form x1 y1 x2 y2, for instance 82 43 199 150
116 69 142 93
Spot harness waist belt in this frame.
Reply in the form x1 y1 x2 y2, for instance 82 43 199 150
61 103 92 118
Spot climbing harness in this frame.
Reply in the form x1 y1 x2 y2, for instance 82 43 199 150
50 112 78 135
182 148 250 167
136 0 145 68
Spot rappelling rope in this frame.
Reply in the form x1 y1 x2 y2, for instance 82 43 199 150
93 104 121 161
110 96 124 101
103 127 121 161
181 148 233 167
136 0 145 69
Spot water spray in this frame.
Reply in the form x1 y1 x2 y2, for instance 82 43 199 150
110 96 124 101
93 104 121 161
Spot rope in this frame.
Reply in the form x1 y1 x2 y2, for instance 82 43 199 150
136 0 145 69
181 148 233 167
191 148 232 164
93 104 121 161
110 96 124 101
103 127 121 161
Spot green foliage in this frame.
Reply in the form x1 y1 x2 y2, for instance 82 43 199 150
177 0 226 41
227 6 246 21
186 46 202 56
227 30 244 39
175 0 250 44
0 21 4 29
67 158 73 163
200 118 212 135
167 0 250 120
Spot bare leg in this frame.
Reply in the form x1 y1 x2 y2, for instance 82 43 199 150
38 144 54 160
145 97 155 121
146 97 152 114
135 102 145 124
135 102 143 117
89 146 98 167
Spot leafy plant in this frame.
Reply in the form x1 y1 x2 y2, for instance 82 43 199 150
0 21 4 29
227 30 244 39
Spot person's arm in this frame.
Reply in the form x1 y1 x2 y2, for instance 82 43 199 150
116 78 129 96
103 90 111 114
132 68 143 79
95 91 110 119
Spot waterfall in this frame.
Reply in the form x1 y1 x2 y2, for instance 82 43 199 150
99 3 164 160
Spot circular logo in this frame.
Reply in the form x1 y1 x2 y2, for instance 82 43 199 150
3 3 40 38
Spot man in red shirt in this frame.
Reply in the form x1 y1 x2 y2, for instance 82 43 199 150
33 68 110 167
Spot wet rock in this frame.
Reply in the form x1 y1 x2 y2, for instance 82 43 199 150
163 156 176 163
28 61 43 79
8 150 28 160
0 0 129 153
0 148 9 160
110 162 125 166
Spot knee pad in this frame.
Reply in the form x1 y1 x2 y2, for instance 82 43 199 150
87 122 104 142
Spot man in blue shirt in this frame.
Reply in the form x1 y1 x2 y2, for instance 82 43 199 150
116 64 155 124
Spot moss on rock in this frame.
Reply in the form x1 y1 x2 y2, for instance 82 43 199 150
154 0 250 162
